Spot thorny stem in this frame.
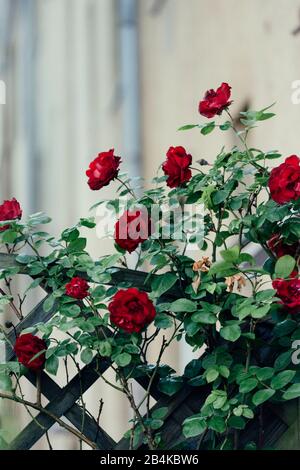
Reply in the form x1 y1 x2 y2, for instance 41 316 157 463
119 372 156 450
0 287 23 320
116 177 137 199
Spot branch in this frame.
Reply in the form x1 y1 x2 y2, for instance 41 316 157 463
0 392 97 449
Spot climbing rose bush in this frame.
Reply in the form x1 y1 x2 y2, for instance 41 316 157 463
1 84 300 451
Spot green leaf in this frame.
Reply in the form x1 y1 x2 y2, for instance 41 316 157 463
151 272 177 298
43 295 55 313
79 217 96 228
273 320 297 338
251 304 270 319
213 395 227 409
178 124 199 131
201 122 215 135
228 416 246 429
81 348 94 365
208 416 226 433
282 383 300 400
275 255 296 279
1 231 19 244
192 311 216 324
219 365 230 379
60 304 81 318
158 376 183 396
184 359 202 378
154 313 173 329
150 419 164 430
171 299 197 313
220 121 231 131
212 190 229 205
16 254 36 264
206 368 219 383
209 261 237 276
115 352 132 367
152 407 168 420
239 378 258 393
0 374 12 391
183 415 207 438
256 367 274 381
252 389 275 406
220 324 241 342
220 246 240 263
45 355 59 375
271 370 296 390
274 351 291 371
68 237 87 253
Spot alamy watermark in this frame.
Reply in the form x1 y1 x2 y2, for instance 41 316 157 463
94 199 205 252
292 340 300 364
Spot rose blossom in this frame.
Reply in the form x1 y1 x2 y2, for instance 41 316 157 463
267 234 299 259
86 149 121 190
162 146 192 188
114 209 151 253
272 277 300 310
199 82 232 119
268 155 300 204
65 277 90 299
108 288 156 333
0 198 22 231
14 333 47 371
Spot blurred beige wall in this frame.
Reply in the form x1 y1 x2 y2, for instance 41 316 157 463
1 0 300 449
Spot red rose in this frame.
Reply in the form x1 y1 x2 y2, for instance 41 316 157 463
86 149 121 190
108 287 156 333
272 277 300 310
268 155 300 204
65 277 90 299
267 234 299 258
162 146 192 188
199 82 232 119
14 333 47 371
114 209 151 253
0 198 22 231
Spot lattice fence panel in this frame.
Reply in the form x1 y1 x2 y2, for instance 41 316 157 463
0 253 294 450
